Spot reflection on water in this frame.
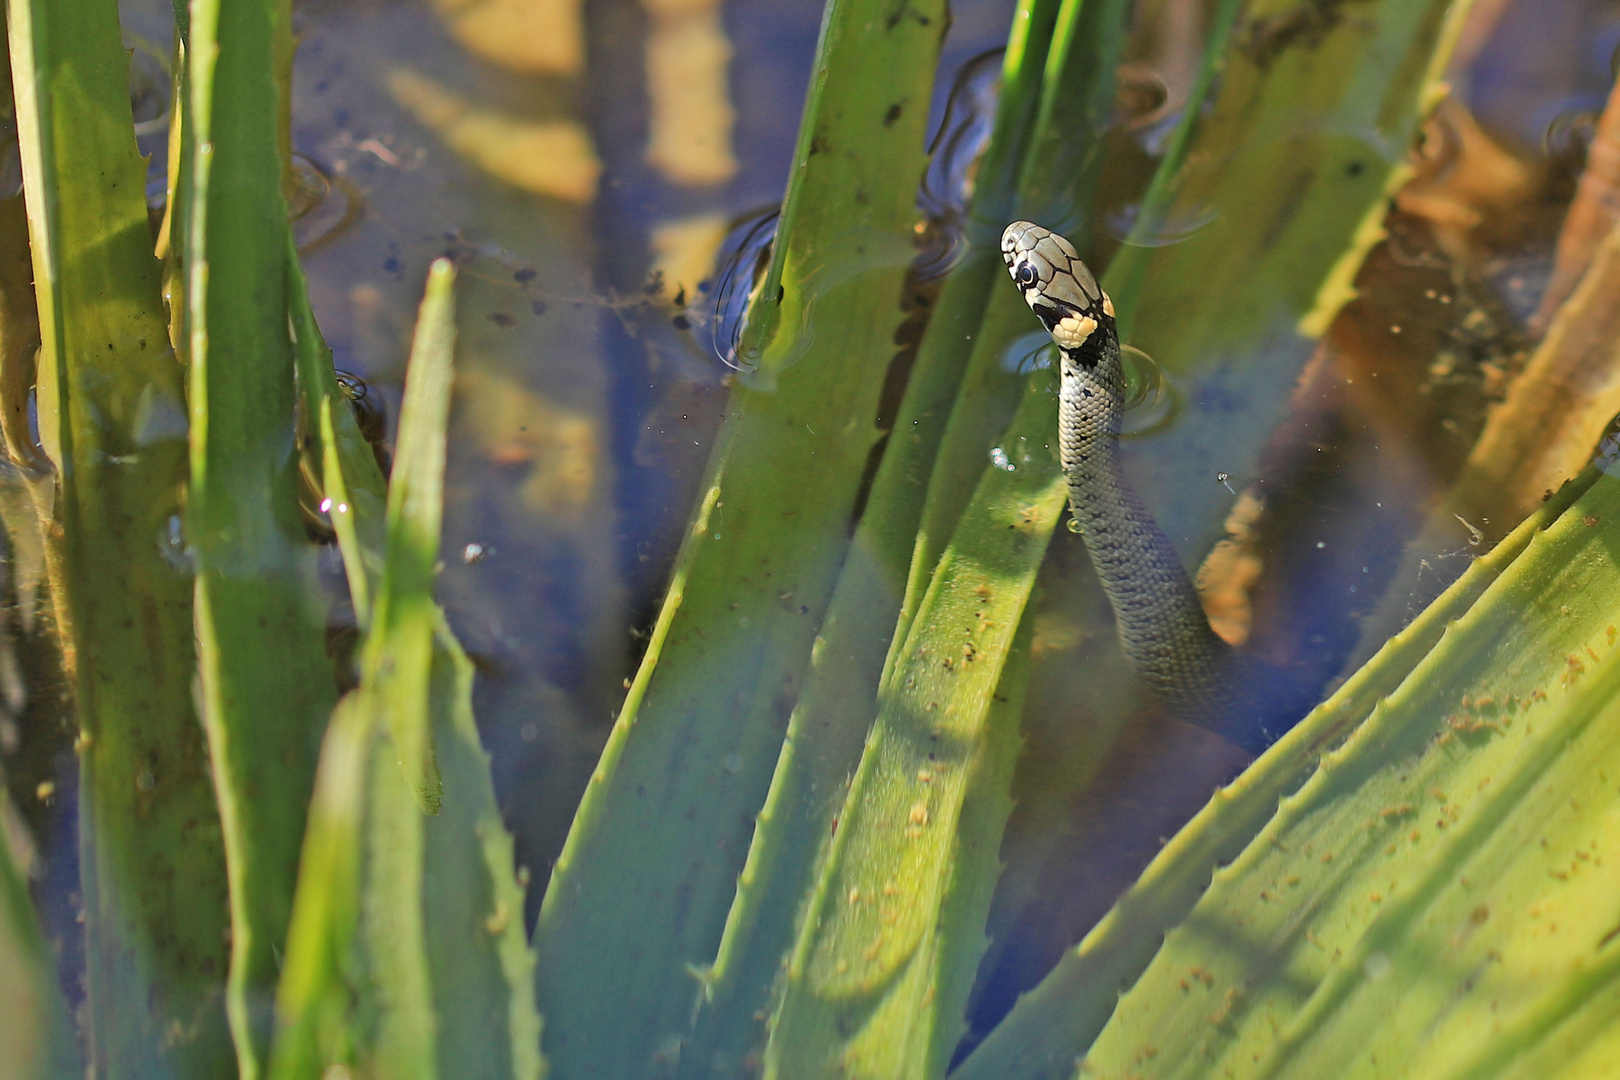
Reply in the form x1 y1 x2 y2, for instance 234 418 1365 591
1104 198 1220 247
289 153 366 253
701 45 1016 378
1113 61 1172 134
126 34 170 135
1117 343 1178 437
701 206 779 372
916 46 1004 276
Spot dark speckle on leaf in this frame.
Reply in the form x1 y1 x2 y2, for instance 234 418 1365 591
1345 160 1365 178
514 268 537 284
884 103 903 126
489 312 516 328
383 256 401 273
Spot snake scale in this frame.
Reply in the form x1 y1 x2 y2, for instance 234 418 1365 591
1001 221 1284 752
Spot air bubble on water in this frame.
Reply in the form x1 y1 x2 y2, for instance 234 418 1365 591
1067 517 1083 534
989 446 1015 472
724 753 744 774
1364 953 1392 980
159 513 194 573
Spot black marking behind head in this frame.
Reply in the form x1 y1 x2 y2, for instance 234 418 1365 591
1029 302 1067 332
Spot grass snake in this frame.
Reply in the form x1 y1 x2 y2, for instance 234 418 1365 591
1001 221 1289 752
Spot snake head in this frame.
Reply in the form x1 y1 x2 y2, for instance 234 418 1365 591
1001 221 1115 353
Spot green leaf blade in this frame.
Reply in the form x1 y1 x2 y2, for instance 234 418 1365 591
272 259 541 1080
365 258 458 815
7 0 231 1073
1077 467 1620 1080
763 387 1066 1080
530 2 951 1074
182 0 340 1072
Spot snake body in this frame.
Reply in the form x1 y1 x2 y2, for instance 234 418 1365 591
1001 221 1271 747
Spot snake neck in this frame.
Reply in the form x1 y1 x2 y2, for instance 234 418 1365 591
1057 331 1239 722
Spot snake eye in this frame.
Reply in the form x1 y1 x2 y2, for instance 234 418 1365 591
1014 261 1038 288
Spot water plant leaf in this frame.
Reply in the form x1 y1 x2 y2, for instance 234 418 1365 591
529 2 951 1075
930 0 1482 1069
365 258 455 814
676 2 1069 1072
764 387 1065 1080
181 0 338 1070
760 0 1477 1072
951 461 1599 1079
6 0 233 1073
746 2 1223 1074
1042 460 1620 1080
265 692 371 1080
270 261 543 1080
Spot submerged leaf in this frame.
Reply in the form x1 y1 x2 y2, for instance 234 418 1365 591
1076 464 1620 1079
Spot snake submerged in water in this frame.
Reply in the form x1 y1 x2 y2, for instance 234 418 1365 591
1000 220 1297 753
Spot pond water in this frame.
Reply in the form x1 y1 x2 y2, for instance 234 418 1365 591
13 0 1620 1067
